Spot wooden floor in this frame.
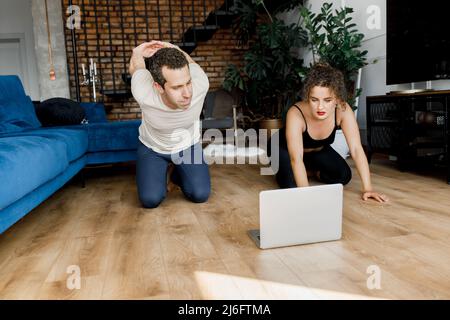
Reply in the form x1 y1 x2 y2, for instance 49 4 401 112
0 158 449 300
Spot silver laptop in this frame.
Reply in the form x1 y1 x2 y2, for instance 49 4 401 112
248 184 343 249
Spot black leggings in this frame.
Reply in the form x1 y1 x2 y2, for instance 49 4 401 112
270 138 352 189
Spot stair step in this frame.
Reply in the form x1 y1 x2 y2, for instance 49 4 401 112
101 89 132 98
192 25 219 31
184 25 219 42
173 42 197 54
218 0 235 12
214 10 235 16
173 41 197 47
206 10 236 28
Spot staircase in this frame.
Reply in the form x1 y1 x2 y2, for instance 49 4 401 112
105 0 236 97
175 1 236 53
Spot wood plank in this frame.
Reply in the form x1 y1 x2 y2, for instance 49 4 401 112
0 160 449 299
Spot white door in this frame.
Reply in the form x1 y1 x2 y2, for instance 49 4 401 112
0 37 29 92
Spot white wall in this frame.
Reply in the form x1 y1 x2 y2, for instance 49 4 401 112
0 0 40 100
282 0 450 129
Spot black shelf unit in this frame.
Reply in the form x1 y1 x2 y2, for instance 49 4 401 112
367 91 450 184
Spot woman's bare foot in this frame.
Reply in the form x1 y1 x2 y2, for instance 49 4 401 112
306 170 321 181
316 171 321 181
306 170 315 178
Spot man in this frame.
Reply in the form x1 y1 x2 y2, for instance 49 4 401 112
129 41 210 208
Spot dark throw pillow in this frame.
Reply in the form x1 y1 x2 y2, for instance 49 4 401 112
35 98 86 127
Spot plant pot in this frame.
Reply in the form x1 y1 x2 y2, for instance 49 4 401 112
330 110 358 159
259 118 283 137
330 129 349 159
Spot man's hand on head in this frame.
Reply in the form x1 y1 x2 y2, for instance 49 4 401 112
129 41 166 75
143 41 176 49
130 40 196 75
133 41 165 59
146 41 196 64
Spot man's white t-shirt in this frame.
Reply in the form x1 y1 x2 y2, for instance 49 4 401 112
131 63 209 154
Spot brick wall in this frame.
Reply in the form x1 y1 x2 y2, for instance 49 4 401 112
62 0 247 121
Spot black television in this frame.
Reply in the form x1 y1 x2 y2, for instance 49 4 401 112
386 1 450 85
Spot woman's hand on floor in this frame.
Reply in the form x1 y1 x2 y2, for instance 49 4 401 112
362 191 389 203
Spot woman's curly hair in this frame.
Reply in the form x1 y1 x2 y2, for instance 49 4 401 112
302 62 347 109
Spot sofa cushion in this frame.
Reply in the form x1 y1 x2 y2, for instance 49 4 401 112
0 75 29 101
0 136 69 210
1 128 88 162
0 96 42 134
5 120 141 153
30 128 88 162
84 120 141 152
0 76 41 134
80 102 108 123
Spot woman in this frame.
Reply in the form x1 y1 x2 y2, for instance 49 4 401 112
271 63 388 203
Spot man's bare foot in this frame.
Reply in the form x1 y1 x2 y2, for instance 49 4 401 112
166 163 179 192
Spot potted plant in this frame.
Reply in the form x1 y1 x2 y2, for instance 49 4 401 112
299 2 369 157
223 0 307 134
300 2 368 110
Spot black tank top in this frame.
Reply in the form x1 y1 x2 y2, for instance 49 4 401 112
280 104 339 149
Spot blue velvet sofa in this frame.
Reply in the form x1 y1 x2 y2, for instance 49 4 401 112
0 75 141 234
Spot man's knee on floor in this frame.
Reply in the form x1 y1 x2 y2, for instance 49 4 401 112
139 192 165 209
185 185 210 203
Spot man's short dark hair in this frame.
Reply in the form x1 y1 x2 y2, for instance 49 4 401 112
148 47 189 88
